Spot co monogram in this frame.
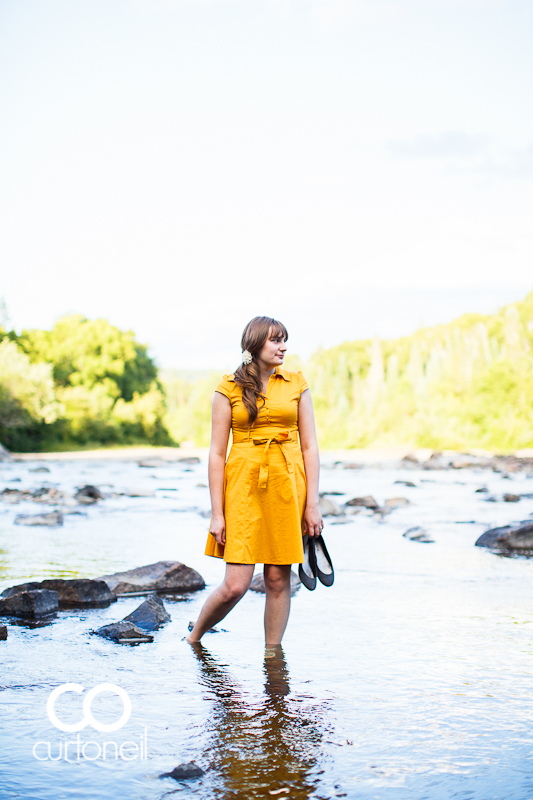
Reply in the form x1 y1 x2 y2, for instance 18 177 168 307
47 683 132 732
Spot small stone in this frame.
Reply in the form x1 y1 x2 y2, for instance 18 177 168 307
161 762 205 780
178 457 201 465
345 495 378 509
94 620 153 643
384 497 410 508
75 485 104 503
319 496 343 516
14 511 63 526
503 493 520 502
29 467 50 473
394 480 416 487
0 624 7 640
120 489 156 497
403 527 434 543
475 487 489 493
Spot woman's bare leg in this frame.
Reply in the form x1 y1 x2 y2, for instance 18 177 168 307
186 563 255 642
263 564 292 645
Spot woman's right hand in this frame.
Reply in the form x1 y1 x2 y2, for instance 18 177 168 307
210 513 226 546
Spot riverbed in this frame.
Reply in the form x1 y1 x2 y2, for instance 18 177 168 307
1 454 533 800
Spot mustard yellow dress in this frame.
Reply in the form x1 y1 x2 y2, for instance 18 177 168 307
204 366 308 565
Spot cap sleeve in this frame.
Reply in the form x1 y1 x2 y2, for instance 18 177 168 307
215 374 235 399
298 370 309 394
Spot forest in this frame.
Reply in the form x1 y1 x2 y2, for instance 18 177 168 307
1 291 533 452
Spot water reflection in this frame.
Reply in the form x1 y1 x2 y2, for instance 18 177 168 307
189 644 329 800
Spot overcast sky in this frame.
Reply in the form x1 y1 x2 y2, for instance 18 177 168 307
1 0 532 370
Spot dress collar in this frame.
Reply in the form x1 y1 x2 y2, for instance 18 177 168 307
226 366 290 382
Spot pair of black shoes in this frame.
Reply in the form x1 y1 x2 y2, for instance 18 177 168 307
298 534 334 591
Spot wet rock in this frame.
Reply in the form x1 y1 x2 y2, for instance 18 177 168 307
75 485 104 504
32 488 68 504
403 527 434 543
394 480 416 487
345 495 378 509
29 466 50 473
123 595 170 631
384 497 410 508
94 620 153 643
475 487 488 493
2 578 115 608
138 459 169 468
249 570 301 595
476 520 533 551
319 496 343 516
97 560 205 594
161 762 205 780
178 457 201 465
401 454 419 466
503 493 521 502
14 511 63 526
0 589 58 619
342 462 363 469
0 624 7 640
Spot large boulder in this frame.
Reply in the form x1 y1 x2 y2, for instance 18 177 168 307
0 589 58 619
97 561 205 594
94 621 153 643
1 578 116 608
475 521 533 551
123 595 170 631
14 511 63 526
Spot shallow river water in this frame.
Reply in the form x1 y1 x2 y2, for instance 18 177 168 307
1 455 533 800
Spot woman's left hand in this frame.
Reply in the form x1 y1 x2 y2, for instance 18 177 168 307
303 502 324 538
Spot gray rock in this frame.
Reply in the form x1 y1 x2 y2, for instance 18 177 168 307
123 595 170 631
345 495 379 509
394 480 416 487
503 493 521 503
138 459 169 468
97 560 205 594
75 485 104 504
1 488 31 504
29 466 50 473
319 496 343 516
161 762 205 780
14 511 63 526
249 570 301 595
403 527 434 543
178 457 201 465
94 620 153 643
0 589 58 619
0 624 7 640
476 520 533 551
475 487 489 493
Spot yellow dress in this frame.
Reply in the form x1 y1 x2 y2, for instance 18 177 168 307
204 366 308 565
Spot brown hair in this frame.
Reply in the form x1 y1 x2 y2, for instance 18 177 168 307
234 316 288 425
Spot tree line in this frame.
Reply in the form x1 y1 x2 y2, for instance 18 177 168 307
2 291 533 452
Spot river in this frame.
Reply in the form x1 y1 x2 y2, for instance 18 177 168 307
1 454 533 800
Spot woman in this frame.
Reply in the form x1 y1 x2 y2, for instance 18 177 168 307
186 316 323 646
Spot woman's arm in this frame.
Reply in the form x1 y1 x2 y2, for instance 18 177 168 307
208 391 232 545
298 388 323 538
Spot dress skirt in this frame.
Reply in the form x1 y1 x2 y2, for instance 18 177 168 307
204 436 307 565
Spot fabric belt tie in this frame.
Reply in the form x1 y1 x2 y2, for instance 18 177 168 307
252 430 294 489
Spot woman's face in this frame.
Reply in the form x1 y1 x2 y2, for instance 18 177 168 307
257 328 287 369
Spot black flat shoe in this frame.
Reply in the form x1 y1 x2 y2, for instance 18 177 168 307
298 534 317 591
314 534 334 587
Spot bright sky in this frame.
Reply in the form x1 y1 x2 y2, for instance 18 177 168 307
1 0 532 370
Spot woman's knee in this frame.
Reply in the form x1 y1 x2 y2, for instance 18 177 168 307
220 578 250 603
264 566 291 596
